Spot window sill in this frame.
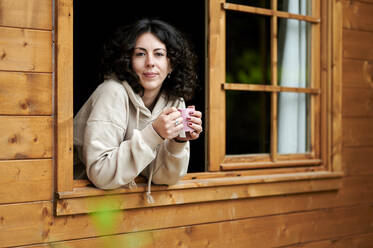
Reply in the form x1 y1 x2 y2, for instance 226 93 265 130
56 171 342 216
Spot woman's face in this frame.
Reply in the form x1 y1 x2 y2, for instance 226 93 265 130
131 32 171 96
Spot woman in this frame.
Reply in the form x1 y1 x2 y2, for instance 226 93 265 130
73 19 202 203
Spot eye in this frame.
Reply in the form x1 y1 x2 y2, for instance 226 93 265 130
155 52 166 57
134 52 146 57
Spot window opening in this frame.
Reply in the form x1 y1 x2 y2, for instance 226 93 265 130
73 0 206 178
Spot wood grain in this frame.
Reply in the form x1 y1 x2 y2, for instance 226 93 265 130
56 0 74 192
343 0 373 32
0 72 52 115
0 0 52 30
0 159 52 204
49 205 373 248
343 118 373 147
0 116 53 159
343 29 373 60
343 87 373 118
0 27 52 72
343 59 373 88
0 202 52 247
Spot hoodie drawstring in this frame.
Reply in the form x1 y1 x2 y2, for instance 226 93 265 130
135 106 155 204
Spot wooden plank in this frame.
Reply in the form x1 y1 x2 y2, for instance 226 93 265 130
208 0 226 171
0 116 52 159
1 175 372 246
60 172 342 198
287 232 373 247
56 0 74 192
222 3 320 23
343 0 373 32
0 0 52 30
17 245 50 248
0 27 52 72
330 0 343 173
49 205 373 248
0 175 365 245
343 59 373 89
221 159 321 170
343 147 373 175
56 177 341 215
223 83 320 94
0 202 52 247
0 72 52 115
343 87 373 118
343 29 373 60
0 159 52 204
343 118 373 147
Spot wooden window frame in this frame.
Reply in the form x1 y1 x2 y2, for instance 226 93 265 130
55 0 343 216
209 0 324 171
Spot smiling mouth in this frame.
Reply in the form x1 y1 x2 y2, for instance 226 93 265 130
143 72 158 78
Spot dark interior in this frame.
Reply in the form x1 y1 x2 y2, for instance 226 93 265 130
73 1 206 173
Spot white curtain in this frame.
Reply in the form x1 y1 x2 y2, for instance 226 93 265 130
278 0 309 154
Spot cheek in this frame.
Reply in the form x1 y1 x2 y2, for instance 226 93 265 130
131 60 142 74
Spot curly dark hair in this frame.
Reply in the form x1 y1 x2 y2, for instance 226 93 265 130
99 18 198 101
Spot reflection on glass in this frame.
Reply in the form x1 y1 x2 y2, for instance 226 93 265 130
278 0 311 15
226 11 271 85
278 18 311 88
227 0 270 8
278 92 310 154
226 91 270 155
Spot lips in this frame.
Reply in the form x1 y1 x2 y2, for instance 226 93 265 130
143 72 158 78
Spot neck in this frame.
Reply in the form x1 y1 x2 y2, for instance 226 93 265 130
142 89 161 111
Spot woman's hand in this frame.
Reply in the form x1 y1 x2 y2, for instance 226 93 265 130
174 106 203 142
152 107 184 140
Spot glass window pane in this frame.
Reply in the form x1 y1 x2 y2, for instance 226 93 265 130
226 11 271 85
227 0 270 8
278 0 312 16
277 92 311 154
226 91 271 155
278 18 311 88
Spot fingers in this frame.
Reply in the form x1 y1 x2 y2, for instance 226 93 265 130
153 107 183 139
187 122 203 134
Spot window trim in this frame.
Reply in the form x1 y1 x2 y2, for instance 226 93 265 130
55 0 342 214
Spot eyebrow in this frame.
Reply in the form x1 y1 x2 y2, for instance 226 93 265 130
134 47 167 52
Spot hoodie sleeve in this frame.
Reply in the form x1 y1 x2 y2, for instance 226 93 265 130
147 100 190 185
81 82 164 190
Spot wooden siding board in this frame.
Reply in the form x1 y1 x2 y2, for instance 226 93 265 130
47 205 373 248
343 29 373 61
343 147 373 176
0 202 52 248
342 59 373 88
343 118 373 147
0 0 52 30
342 87 373 118
0 72 52 115
0 27 52 72
0 116 53 159
286 232 373 247
343 0 373 32
1 174 373 246
49 176 373 241
0 159 53 204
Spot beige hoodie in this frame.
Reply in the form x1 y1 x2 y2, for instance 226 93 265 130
74 78 189 201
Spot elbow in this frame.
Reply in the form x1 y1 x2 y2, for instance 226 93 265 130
86 162 118 190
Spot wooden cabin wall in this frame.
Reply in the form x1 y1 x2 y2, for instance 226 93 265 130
1 0 373 247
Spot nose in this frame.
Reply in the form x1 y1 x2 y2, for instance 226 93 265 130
146 54 155 68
